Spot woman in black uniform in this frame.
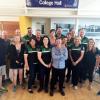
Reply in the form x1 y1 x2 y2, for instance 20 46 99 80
8 34 27 92
69 36 84 90
37 36 51 93
85 39 100 90
24 38 38 93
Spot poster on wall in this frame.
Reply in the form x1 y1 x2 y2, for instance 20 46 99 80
26 0 79 8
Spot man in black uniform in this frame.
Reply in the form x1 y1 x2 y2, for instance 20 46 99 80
79 28 88 84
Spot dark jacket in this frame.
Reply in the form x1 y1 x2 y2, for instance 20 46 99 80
0 38 7 66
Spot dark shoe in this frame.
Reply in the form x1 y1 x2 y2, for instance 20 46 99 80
38 88 43 92
33 85 37 89
60 90 65 96
44 88 48 93
50 90 54 96
28 89 33 94
97 91 100 96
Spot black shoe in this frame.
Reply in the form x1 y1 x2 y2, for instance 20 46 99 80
33 85 37 89
97 91 100 96
66 79 70 83
50 90 54 96
28 89 33 94
44 88 48 93
38 88 43 92
60 90 65 96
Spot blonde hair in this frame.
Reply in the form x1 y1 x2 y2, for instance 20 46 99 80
74 36 81 44
87 38 96 53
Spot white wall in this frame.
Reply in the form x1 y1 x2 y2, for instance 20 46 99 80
32 18 46 35
0 0 25 8
0 16 19 21
79 18 100 26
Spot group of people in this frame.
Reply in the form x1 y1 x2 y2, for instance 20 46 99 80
0 27 100 96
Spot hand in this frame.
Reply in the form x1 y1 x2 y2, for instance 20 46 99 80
48 63 51 68
72 61 77 66
16 60 19 64
25 63 29 71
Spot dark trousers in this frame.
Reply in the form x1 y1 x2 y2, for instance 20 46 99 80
72 63 81 86
87 65 95 82
66 59 72 82
34 63 40 81
50 67 65 91
28 63 37 89
39 65 50 90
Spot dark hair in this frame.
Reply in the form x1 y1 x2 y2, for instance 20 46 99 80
50 29 55 33
56 37 62 40
42 35 50 47
57 26 62 30
27 27 32 29
28 37 36 47
69 27 74 32
29 37 36 43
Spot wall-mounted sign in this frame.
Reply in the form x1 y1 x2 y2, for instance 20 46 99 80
26 0 79 8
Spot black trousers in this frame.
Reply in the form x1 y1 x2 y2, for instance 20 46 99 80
50 67 65 91
39 65 50 90
34 63 40 81
86 64 95 82
66 59 72 82
28 63 37 89
72 63 81 86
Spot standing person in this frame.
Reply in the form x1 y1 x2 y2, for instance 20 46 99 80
35 29 43 82
50 38 68 96
85 39 100 90
0 33 8 94
23 27 35 42
66 33 74 83
69 28 76 40
79 28 88 50
1 31 10 81
23 27 35 78
49 29 56 47
35 29 43 49
79 28 88 84
55 27 65 39
96 54 100 95
8 34 27 92
24 38 38 93
37 36 51 93
69 36 84 90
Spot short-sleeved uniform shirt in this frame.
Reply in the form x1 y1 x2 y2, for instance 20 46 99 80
27 46 38 65
70 44 84 62
81 36 88 51
39 46 51 65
